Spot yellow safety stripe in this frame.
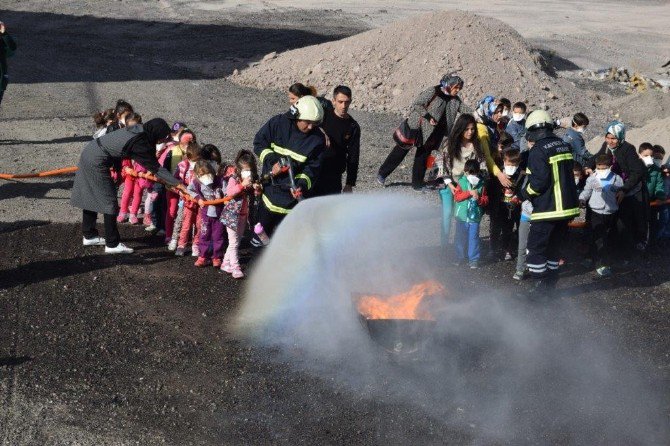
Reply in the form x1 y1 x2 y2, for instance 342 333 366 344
271 143 307 163
526 184 540 196
548 152 572 213
531 207 580 221
295 173 312 190
259 149 273 163
261 194 291 214
549 153 573 163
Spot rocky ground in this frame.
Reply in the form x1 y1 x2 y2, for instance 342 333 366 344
1 1 669 444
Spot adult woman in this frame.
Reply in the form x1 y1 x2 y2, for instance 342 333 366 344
71 118 185 254
588 121 648 254
287 83 316 105
438 114 486 245
377 74 469 190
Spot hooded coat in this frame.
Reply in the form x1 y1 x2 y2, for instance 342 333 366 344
71 118 179 215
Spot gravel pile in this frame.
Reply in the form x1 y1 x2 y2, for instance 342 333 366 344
230 10 604 122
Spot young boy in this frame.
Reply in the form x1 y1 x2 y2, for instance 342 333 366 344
654 145 670 242
563 113 591 167
498 149 524 261
505 101 527 143
579 154 623 276
573 161 587 196
640 142 667 249
453 160 489 269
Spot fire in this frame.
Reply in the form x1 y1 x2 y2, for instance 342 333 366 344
356 281 444 321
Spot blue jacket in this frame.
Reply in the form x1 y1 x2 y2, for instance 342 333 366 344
506 119 525 142
562 128 591 166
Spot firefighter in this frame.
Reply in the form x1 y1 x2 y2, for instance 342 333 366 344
252 95 326 245
521 110 580 293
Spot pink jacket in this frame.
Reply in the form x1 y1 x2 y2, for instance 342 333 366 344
226 176 249 216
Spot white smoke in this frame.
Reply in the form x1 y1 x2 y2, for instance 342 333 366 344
236 193 668 444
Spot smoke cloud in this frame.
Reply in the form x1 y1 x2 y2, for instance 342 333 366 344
236 194 668 444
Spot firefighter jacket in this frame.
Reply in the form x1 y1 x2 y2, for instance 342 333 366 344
522 135 580 221
253 112 326 213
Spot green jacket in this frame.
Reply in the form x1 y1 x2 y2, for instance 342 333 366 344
0 32 17 91
453 175 488 223
646 165 666 201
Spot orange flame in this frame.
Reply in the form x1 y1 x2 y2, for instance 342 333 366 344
356 280 444 321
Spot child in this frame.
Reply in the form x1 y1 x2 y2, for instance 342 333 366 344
654 145 670 242
562 113 591 167
498 149 524 261
189 161 225 267
93 108 115 138
514 198 533 280
172 142 201 255
640 142 667 249
573 161 587 196
164 130 195 243
117 158 150 224
505 101 526 143
453 159 489 268
220 150 258 278
579 154 623 277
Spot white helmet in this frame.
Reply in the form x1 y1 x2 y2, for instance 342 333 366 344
291 95 324 123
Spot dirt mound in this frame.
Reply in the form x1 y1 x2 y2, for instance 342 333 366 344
229 10 602 121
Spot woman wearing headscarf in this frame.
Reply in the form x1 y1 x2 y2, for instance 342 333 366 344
71 118 186 253
377 74 470 190
588 121 648 254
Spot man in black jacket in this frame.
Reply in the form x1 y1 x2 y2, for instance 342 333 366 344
588 121 648 254
311 85 360 196
521 110 580 293
0 21 17 107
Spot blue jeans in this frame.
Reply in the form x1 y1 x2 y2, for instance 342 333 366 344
455 220 480 264
438 188 454 247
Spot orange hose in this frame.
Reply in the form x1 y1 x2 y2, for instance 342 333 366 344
0 166 78 180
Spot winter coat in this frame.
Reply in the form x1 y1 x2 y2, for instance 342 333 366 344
562 128 591 167
579 172 623 215
188 176 224 218
506 119 525 142
588 141 646 198
71 125 178 215
453 176 489 223
0 32 17 91
646 164 666 201
521 134 580 221
406 86 470 147
253 112 325 213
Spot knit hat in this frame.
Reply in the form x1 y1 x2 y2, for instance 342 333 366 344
605 120 625 141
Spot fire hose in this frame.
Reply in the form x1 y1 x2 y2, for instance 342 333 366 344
0 166 78 180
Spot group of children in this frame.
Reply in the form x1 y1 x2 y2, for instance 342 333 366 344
94 100 263 279
444 98 669 279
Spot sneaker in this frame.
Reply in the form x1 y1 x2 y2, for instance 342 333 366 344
221 261 233 273
156 229 165 237
469 261 479 269
128 214 139 225
596 266 612 277
212 258 222 268
83 236 105 246
142 213 152 226
504 252 512 261
513 271 525 281
250 235 265 248
376 174 385 186
175 247 185 256
192 245 200 257
116 213 127 223
167 239 177 251
231 268 244 279
105 243 134 254
145 224 156 232
194 257 211 267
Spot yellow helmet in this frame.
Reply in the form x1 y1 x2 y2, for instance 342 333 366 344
525 109 553 131
291 95 324 123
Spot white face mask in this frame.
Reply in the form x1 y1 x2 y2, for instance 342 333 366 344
119 118 126 127
512 113 525 122
173 135 180 142
642 156 654 167
596 168 611 179
501 109 510 118
189 161 196 169
653 159 662 168
575 126 586 134
156 142 166 152
466 174 480 186
574 177 581 185
504 165 518 176
241 170 252 179
200 174 214 186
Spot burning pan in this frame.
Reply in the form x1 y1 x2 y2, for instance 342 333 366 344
360 317 436 355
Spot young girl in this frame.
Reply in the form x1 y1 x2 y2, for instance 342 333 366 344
93 108 115 138
220 150 257 278
189 161 225 267
164 130 195 243
453 159 489 268
171 142 201 255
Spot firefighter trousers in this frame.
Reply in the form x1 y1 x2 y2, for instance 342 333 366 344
526 220 569 280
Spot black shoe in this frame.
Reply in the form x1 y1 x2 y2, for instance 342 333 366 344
250 235 265 248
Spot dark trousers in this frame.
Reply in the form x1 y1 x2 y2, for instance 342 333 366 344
618 193 648 250
648 207 660 248
589 212 617 267
152 184 166 231
0 88 5 107
82 210 120 247
257 198 288 237
526 220 569 280
310 174 342 197
490 205 520 255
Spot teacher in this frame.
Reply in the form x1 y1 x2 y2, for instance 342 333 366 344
71 118 185 253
